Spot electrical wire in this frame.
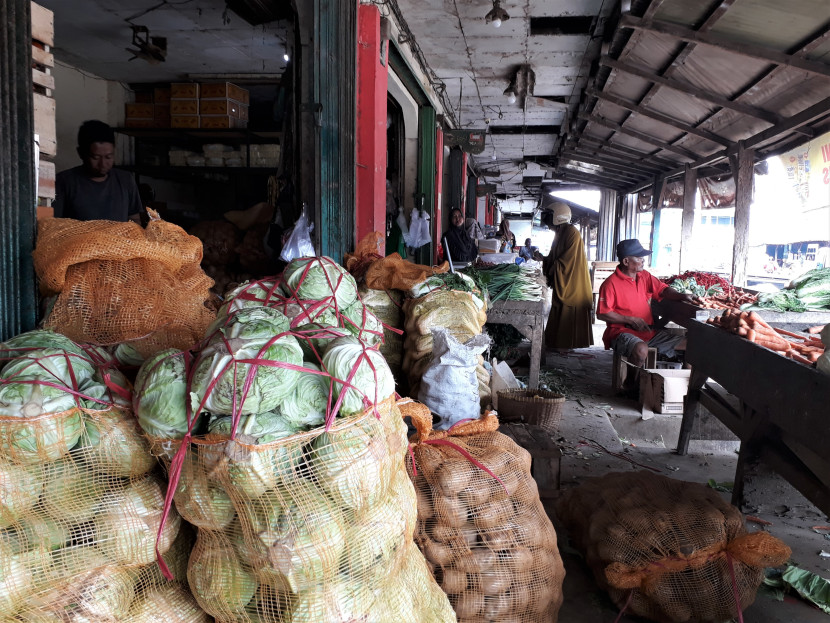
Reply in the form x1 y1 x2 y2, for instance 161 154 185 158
449 0 487 129
125 0 195 24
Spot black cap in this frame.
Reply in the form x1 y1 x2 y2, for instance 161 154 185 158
616 239 652 259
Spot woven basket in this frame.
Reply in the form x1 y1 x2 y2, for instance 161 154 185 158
497 389 566 432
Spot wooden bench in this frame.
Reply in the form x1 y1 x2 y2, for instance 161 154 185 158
589 261 617 323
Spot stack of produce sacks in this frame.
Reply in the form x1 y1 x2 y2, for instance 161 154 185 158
556 471 792 622
0 330 206 621
403 274 490 405
358 286 403 378
134 256 455 622
31 210 216 367
403 401 565 622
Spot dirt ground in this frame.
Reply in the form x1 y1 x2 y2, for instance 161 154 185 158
508 324 830 622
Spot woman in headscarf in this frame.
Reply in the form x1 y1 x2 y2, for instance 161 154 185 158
496 218 517 253
542 201 594 350
442 208 478 263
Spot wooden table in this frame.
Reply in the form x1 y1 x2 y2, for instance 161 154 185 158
498 422 561 500
487 295 548 389
676 320 830 516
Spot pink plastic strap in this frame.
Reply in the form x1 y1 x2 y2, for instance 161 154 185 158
726 552 745 623
613 590 634 623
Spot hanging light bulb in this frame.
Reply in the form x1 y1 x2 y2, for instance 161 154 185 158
505 89 517 105
485 0 510 28
492 152 497 161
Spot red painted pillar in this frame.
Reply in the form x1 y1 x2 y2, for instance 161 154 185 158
434 127 444 263
355 4 388 252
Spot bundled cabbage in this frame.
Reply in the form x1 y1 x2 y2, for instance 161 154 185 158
134 349 195 440
340 301 383 347
208 411 297 443
125 583 211 623
322 336 394 416
279 363 329 429
293 323 348 360
189 534 257 618
76 407 156 478
0 330 88 365
0 541 33 618
192 307 302 415
282 257 359 309
113 342 145 367
174 451 236 530
0 460 42 528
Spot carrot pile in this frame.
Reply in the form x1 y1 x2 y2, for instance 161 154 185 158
698 291 757 310
706 309 825 365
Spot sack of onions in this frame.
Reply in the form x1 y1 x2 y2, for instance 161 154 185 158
404 402 565 622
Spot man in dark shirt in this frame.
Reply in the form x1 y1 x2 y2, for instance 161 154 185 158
54 120 142 223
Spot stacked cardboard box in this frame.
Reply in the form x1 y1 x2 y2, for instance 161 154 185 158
199 82 249 129
170 82 200 128
125 86 171 128
31 1 55 215
127 82 250 129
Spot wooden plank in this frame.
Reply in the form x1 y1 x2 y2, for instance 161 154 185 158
31 43 53 68
30 1 54 47
730 142 754 287
579 112 699 161
678 164 697 272
32 67 54 91
38 160 55 199
33 93 56 156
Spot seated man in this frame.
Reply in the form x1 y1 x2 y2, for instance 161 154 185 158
596 239 701 368
518 237 542 261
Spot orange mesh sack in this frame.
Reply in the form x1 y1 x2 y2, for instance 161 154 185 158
0 330 206 621
555 471 792 622
404 401 565 622
365 253 450 291
146 397 455 622
32 211 215 358
359 285 404 377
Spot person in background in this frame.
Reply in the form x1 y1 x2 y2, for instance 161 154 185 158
496 218 517 252
442 208 478 263
519 237 541 261
54 120 142 223
596 238 701 370
542 202 593 351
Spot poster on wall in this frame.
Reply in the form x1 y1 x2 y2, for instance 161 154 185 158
778 132 830 212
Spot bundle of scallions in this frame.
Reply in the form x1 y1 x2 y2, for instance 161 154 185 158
463 263 543 302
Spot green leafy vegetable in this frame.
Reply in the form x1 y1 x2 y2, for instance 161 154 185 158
781 565 830 614
339 301 384 347
283 256 359 309
280 362 329 430
134 349 195 440
322 336 394 416
189 534 257 616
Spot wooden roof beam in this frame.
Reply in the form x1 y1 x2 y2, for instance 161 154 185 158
560 149 660 177
552 169 628 190
559 160 639 184
562 144 665 173
600 56 783 126
578 112 699 161
571 136 681 169
620 14 830 81
586 87 731 147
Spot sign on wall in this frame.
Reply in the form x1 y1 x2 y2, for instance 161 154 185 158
444 129 486 154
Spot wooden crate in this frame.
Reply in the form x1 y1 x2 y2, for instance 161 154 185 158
31 1 54 46
171 83 199 99
200 115 247 129
170 99 199 115
125 103 154 119
199 98 246 118
200 82 249 104
33 92 56 157
38 160 55 199
171 115 200 129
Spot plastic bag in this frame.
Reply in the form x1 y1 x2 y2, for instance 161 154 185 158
279 208 315 262
406 209 431 249
418 327 490 429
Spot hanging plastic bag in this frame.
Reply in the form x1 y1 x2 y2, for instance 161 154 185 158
407 209 431 249
397 206 411 246
415 210 431 248
279 207 315 262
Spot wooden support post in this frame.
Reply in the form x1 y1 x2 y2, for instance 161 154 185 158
649 177 665 268
731 142 755 287
679 164 697 272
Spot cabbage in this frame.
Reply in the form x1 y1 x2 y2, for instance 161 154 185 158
173 451 236 530
322 336 394 415
235 480 345 593
78 367 132 411
200 433 302 498
0 460 42 529
125 584 210 623
309 415 392 511
95 475 181 566
289 581 376 623
113 342 145 367
0 542 33 618
294 323 349 360
283 257 359 309
0 348 95 417
134 349 195 440
208 410 298 441
13 514 69 553
248 585 292 621
188 533 256 617
77 410 156 478
62 564 136 621
42 459 104 523
0 407 83 465
0 330 87 367
279 363 329 430
191 307 302 415
339 301 384 347
339 489 408 583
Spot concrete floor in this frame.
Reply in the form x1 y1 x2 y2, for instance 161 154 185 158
510 324 830 622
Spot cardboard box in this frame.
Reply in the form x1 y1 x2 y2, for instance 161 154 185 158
125 103 154 119
200 82 249 104
154 87 171 104
170 99 199 115
200 115 247 129
199 98 246 118
125 118 158 128
171 83 199 99
153 104 170 120
640 369 691 414
171 115 200 129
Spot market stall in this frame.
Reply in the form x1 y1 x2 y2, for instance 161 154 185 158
675 319 830 517
486 298 548 390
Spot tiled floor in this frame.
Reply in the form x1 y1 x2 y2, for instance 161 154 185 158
510 327 830 622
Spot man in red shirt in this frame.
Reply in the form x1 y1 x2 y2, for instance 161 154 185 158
597 239 700 367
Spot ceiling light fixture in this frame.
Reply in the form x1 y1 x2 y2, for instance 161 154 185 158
283 53 290 62
503 88 517 105
485 0 510 28
503 64 536 106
